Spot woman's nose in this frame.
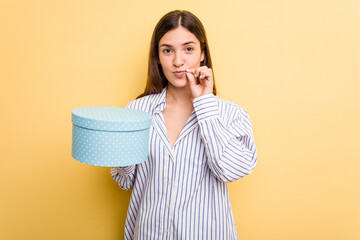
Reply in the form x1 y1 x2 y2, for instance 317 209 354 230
173 52 184 67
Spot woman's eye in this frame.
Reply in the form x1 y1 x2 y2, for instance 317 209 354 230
185 47 193 51
163 49 172 53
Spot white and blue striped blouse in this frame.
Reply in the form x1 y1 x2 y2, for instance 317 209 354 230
111 88 257 240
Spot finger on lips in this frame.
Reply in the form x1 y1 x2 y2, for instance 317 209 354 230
184 68 197 83
185 67 212 81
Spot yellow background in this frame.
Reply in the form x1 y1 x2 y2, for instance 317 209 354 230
1 0 359 239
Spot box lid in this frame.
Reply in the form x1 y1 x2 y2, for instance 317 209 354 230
72 106 152 131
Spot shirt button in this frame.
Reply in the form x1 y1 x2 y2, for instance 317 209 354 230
166 204 170 208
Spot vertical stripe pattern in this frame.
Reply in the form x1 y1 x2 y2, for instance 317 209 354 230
111 88 257 240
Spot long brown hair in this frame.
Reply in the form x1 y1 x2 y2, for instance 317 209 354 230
137 10 216 98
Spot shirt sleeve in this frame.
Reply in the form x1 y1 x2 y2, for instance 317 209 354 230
193 94 257 183
110 165 136 191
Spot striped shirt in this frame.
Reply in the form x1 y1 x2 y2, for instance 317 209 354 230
111 88 257 240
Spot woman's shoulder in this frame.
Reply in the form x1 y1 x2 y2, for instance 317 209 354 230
214 95 248 113
214 95 251 124
126 91 164 114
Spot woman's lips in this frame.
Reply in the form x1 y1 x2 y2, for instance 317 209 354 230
174 71 185 77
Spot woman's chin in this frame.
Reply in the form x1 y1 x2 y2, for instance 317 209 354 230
168 79 189 89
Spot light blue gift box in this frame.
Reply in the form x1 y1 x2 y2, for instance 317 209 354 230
71 106 152 167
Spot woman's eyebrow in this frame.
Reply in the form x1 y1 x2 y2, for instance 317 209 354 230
159 43 173 48
182 41 196 46
159 41 197 48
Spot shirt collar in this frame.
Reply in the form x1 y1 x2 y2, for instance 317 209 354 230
153 87 167 114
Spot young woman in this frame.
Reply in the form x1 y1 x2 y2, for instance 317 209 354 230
111 10 257 240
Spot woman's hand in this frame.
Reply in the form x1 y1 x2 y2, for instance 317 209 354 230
185 66 214 99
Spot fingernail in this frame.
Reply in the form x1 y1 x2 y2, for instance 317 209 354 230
199 75 202 80
194 73 197 78
185 68 189 72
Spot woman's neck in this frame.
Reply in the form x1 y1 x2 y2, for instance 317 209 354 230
166 85 193 105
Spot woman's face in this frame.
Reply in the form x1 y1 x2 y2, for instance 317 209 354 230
158 26 204 89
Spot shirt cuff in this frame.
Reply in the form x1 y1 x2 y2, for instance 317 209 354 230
193 94 220 122
111 165 135 177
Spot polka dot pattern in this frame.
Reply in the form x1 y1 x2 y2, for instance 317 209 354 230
71 107 152 167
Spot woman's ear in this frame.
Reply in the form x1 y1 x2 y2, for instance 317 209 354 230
200 52 205 66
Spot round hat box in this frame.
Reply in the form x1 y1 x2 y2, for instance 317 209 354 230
71 106 152 167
